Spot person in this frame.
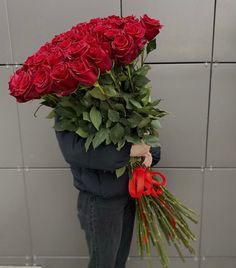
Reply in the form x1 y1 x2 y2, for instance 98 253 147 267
54 115 161 268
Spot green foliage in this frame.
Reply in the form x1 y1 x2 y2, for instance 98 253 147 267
146 38 156 55
90 105 102 130
47 47 169 151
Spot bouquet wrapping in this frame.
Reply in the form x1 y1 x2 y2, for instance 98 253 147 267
8 14 198 268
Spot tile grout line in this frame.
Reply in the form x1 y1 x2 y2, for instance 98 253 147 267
198 0 218 267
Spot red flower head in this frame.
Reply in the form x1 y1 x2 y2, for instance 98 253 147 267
33 65 52 95
69 58 98 86
141 14 164 41
51 62 79 96
88 46 112 73
112 33 139 65
9 67 40 103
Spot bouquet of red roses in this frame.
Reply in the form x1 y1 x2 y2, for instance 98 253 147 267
8 14 198 268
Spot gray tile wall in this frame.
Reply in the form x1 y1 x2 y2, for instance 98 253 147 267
0 0 235 267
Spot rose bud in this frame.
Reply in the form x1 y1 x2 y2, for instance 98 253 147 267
141 14 164 41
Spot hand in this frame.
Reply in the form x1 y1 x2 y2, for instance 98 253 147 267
130 143 151 157
142 152 153 168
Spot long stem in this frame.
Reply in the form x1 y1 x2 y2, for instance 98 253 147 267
126 65 135 92
107 70 121 93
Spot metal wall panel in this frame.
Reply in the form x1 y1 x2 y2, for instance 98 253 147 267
148 64 209 167
214 0 236 61
33 257 198 268
0 67 23 168
201 169 236 256
0 0 12 63
201 257 236 268
130 168 202 257
6 0 120 63
207 64 236 167
0 170 31 256
122 0 214 62
0 257 33 266
25 169 88 256
18 99 68 167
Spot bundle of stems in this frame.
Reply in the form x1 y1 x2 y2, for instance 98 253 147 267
128 158 199 268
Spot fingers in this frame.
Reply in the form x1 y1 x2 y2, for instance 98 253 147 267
142 152 152 168
130 143 151 157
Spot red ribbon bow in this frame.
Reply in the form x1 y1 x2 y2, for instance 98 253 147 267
128 165 167 198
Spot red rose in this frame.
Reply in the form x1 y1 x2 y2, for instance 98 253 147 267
51 30 74 45
65 40 90 60
98 41 112 57
112 33 139 65
57 38 72 52
104 29 121 41
88 46 112 73
51 62 79 96
141 14 163 41
106 15 124 28
46 47 64 66
69 58 98 86
33 65 52 95
24 52 46 68
124 22 145 40
9 67 39 102
123 15 139 24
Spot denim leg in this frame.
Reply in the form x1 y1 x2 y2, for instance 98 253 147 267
114 196 136 268
77 191 132 268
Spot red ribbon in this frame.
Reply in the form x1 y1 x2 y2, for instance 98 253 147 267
128 165 166 198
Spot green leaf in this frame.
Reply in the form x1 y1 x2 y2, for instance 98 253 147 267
105 119 112 128
82 111 90 122
117 139 125 150
110 123 125 144
90 106 102 130
127 112 143 128
119 118 129 126
115 166 126 179
46 109 56 119
150 98 162 106
113 103 126 115
85 134 94 152
129 98 142 108
151 119 162 129
138 117 151 128
133 74 150 88
136 65 151 76
76 127 89 138
92 128 108 149
105 132 111 145
143 135 160 147
99 73 113 85
126 135 142 144
108 109 120 122
55 106 76 118
146 38 156 55
103 84 118 97
53 119 75 131
89 87 107 100
100 101 109 112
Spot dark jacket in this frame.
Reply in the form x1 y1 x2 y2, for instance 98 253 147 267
54 116 161 199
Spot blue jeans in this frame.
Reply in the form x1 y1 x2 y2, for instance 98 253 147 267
77 190 136 268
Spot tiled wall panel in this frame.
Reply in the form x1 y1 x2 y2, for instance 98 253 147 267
0 0 235 267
